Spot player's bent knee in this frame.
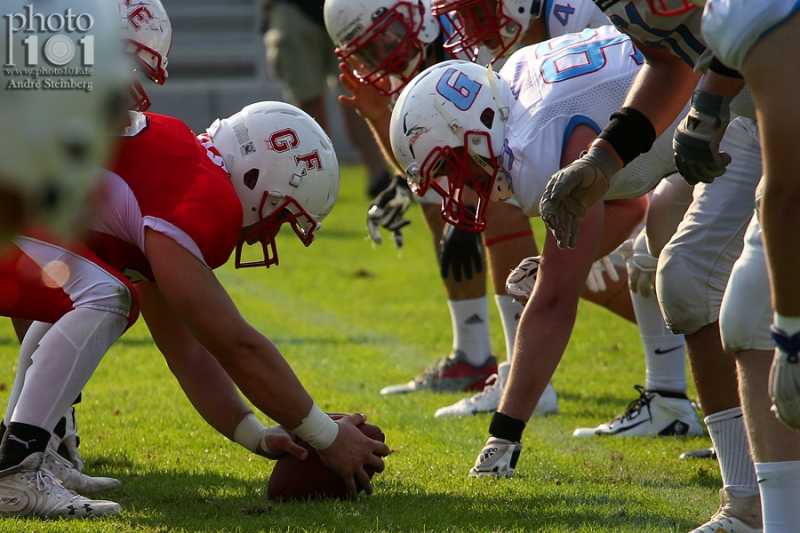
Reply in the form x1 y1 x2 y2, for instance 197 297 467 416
657 252 712 336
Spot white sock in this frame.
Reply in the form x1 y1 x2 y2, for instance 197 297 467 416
630 291 687 392
774 313 800 336
448 297 493 367
705 407 759 499
494 294 523 364
756 460 800 533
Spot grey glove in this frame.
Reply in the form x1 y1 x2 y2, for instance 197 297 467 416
438 212 483 282
540 146 618 249
673 89 733 186
367 176 413 249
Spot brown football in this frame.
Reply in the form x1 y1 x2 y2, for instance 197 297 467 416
267 415 385 502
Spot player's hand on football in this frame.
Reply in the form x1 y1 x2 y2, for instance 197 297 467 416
367 176 413 248
317 413 390 499
255 425 308 461
337 62 393 123
540 146 618 249
438 220 483 282
673 90 733 186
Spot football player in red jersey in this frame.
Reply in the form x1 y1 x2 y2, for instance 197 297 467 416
0 101 389 519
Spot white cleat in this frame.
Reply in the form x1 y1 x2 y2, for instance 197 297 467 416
43 451 120 493
0 453 120 518
689 488 762 533
573 385 704 437
435 362 559 418
468 437 521 478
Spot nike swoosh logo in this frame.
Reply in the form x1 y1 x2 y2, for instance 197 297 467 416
654 345 683 355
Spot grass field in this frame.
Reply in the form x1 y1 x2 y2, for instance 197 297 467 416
0 165 720 532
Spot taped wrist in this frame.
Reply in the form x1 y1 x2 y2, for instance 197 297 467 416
234 413 267 453
597 107 656 166
489 411 526 442
691 89 733 118
292 403 339 450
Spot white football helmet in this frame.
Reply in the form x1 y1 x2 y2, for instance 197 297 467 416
389 60 510 232
0 0 131 241
206 102 340 268
324 0 439 95
432 0 543 62
118 0 172 111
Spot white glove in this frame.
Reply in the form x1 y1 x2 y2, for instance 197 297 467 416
585 255 620 293
505 256 541 305
768 326 800 430
626 231 658 298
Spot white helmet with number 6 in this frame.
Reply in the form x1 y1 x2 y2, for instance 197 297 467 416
118 0 172 111
390 60 510 232
207 102 340 268
0 0 131 244
324 0 439 95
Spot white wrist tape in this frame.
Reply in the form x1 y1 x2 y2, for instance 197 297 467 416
292 403 339 450
233 413 290 455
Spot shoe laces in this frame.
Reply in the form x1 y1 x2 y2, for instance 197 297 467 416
29 466 68 493
613 385 653 422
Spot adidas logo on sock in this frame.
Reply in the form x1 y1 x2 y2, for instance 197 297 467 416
465 314 485 325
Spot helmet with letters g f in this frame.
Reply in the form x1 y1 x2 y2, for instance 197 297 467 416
207 102 340 268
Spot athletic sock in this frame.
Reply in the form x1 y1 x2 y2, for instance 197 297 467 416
630 291 687 392
0 422 50 470
494 294 523 364
448 297 493 367
705 407 759 498
756 460 800 531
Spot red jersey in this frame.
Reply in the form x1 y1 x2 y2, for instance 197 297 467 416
87 112 243 282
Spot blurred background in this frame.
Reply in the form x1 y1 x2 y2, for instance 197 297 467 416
147 0 361 165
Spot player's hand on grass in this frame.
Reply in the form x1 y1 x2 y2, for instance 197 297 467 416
673 90 733 186
367 176 413 248
255 425 308 461
438 218 483 282
317 413 390 499
337 62 393 123
540 146 617 249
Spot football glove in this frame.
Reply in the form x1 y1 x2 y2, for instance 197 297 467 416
768 326 800 430
540 146 618 249
673 90 733 186
438 218 483 282
626 232 658 298
505 256 541 305
586 255 620 294
367 176 413 249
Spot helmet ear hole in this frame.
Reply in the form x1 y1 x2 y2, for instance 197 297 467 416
243 169 259 190
480 108 495 129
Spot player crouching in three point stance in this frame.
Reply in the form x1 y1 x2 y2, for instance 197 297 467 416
389 26 693 478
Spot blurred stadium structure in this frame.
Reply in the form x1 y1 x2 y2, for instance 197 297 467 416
147 0 360 163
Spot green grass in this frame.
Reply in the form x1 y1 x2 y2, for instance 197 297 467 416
0 165 718 532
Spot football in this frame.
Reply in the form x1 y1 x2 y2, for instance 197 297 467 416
267 415 385 502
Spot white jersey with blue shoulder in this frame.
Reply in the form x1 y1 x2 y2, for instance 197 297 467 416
498 26 684 215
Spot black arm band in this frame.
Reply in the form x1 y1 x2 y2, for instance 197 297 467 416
709 57 743 79
489 411 526 442
597 107 657 167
